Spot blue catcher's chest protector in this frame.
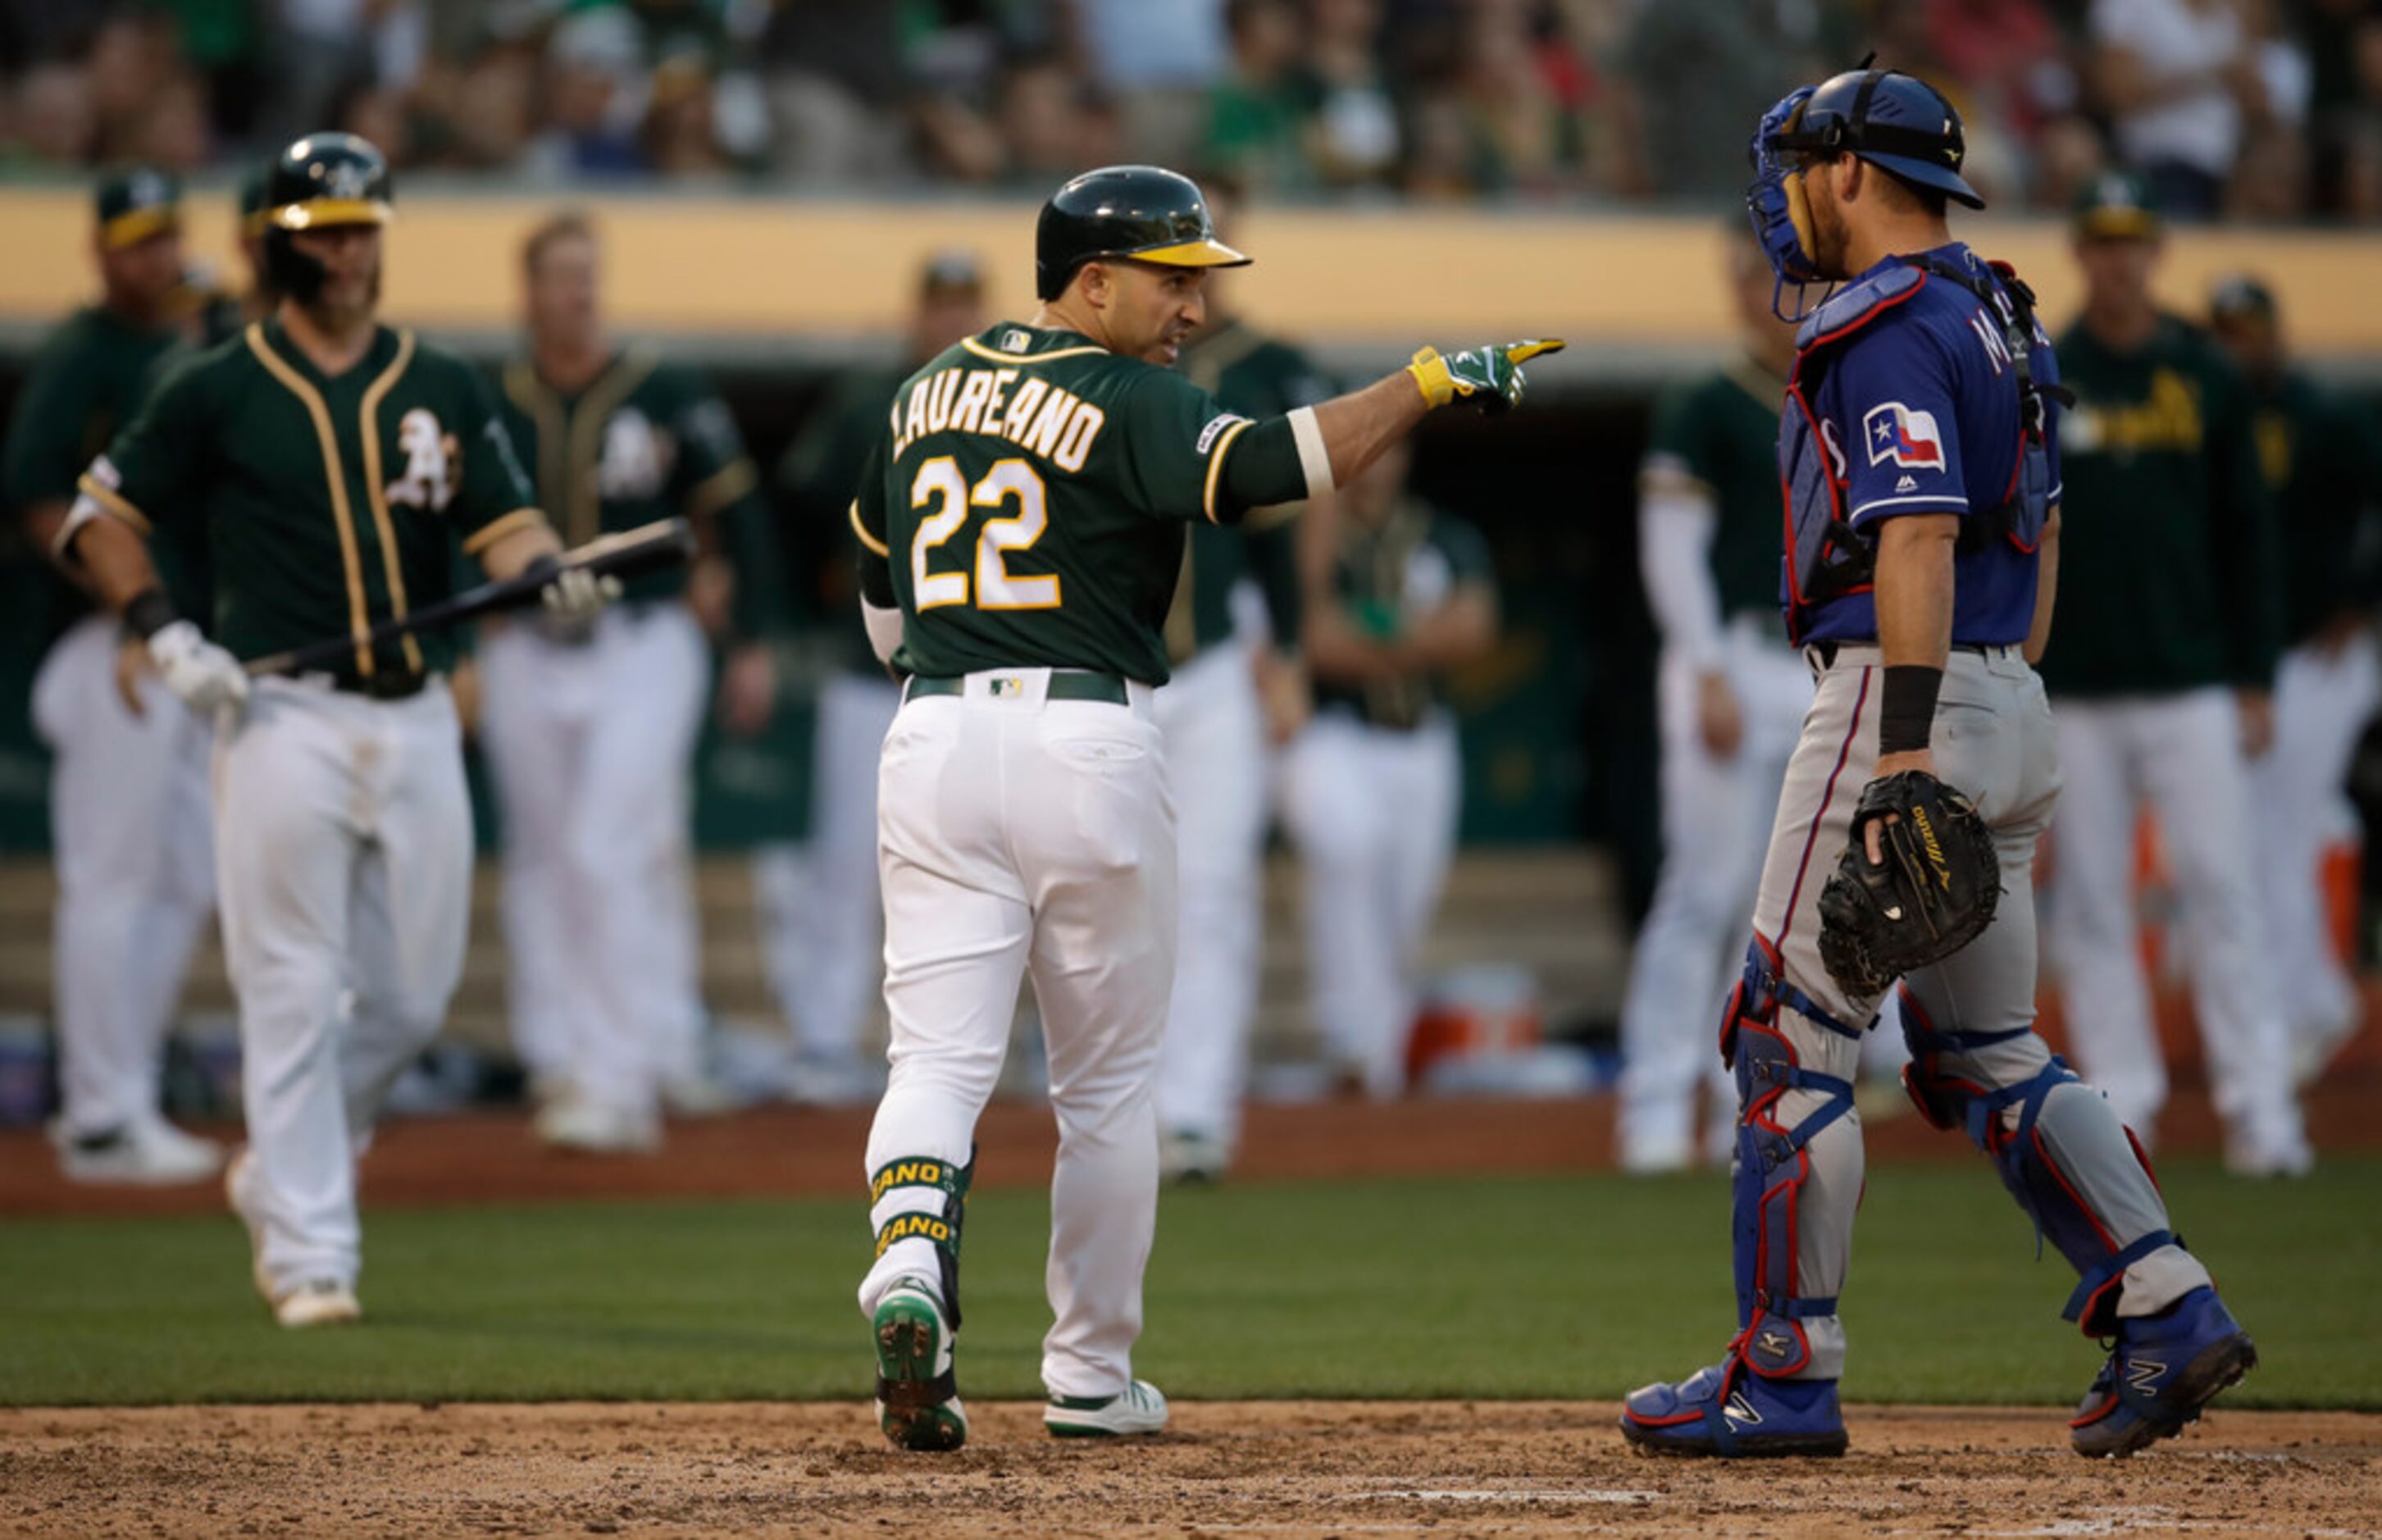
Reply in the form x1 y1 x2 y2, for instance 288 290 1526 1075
1777 254 2061 645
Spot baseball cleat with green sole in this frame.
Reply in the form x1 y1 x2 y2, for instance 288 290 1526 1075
1045 1379 1168 1438
872 1278 967 1452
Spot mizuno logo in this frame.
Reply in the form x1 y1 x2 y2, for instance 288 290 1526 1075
1757 1330 1792 1360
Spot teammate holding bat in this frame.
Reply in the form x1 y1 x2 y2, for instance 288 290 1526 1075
54 132 613 1328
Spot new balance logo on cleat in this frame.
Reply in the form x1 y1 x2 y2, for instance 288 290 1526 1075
1724 1393 1763 1427
2126 1357 2167 1396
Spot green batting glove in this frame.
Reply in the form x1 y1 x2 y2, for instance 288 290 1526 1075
1407 339 1565 413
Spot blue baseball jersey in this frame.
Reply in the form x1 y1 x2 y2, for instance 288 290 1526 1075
1796 243 2062 647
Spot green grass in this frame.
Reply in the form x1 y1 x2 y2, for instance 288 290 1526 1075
2 1157 2375 1407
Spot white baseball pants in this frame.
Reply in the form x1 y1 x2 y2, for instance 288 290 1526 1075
1279 710 1461 1097
30 613 216 1140
859 670 1176 1401
478 604 709 1113
1617 619 1811 1165
213 677 471 1294
1151 642 1268 1147
754 669 900 1059
2047 690 2307 1160
2252 636 2380 1058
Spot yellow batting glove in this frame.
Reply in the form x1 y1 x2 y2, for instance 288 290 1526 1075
1408 339 1566 413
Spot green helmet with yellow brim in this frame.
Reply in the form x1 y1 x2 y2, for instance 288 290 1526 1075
1034 165 1249 302
262 131 394 301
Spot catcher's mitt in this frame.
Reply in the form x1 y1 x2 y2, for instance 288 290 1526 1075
1816 770 2000 999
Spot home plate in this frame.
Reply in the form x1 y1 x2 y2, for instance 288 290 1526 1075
1340 1488 1664 1504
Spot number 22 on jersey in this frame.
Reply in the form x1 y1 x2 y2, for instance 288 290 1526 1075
911 456 1061 611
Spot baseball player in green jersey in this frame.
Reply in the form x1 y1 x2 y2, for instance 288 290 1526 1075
1280 438 1496 1099
1616 231 1913 1173
3 166 221 1185
855 163 1558 1451
1153 174 1321 1182
481 210 786 1153
1616 232 1813 1172
759 251 990 1109
57 133 612 1327
2043 175 2309 1174
2210 275 2382 1087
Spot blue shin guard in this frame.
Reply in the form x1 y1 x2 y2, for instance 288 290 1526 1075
1624 941 1853 1458
1896 990 2172 1335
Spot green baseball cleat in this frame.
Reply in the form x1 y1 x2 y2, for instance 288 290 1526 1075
872 1278 968 1452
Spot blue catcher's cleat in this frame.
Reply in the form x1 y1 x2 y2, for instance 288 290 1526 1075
1619 1352 1848 1458
2070 1286 2257 1458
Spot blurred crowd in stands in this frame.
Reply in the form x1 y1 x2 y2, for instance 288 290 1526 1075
2 0 2380 221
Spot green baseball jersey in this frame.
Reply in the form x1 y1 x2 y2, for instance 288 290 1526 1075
852 322 1309 685
1641 358 1789 626
778 362 909 675
81 317 543 685
1165 317 1328 661
498 347 786 637
1314 499 1496 731
2039 315 2282 697
2 305 195 645
2243 370 2382 646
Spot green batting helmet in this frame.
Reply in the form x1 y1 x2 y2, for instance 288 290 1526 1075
262 132 394 302
1035 165 1249 302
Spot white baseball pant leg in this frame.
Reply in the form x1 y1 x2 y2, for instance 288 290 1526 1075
476 622 585 1090
1618 621 1810 1165
214 678 470 1293
31 614 216 1138
1281 712 1462 1098
2051 691 2305 1158
1152 642 1268 1147
859 672 1175 1400
591 607 712 1091
2252 637 2380 1054
759 669 900 1058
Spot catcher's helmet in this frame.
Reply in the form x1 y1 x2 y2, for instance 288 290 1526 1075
1774 68 1981 209
1035 165 1249 302
262 132 394 302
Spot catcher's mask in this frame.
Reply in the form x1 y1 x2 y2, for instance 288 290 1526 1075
1746 64 1983 321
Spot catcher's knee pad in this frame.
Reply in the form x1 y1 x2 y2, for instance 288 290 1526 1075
1898 997 2170 1335
870 1148 977 1327
1724 941 1857 1379
1718 936 1864 1074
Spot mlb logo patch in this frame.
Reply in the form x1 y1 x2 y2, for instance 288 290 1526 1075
1862 402 1946 471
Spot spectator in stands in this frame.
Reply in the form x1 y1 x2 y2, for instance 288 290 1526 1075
527 7 648 178
7 63 96 167
996 48 1118 187
1070 0 1227 161
643 50 732 177
114 62 210 171
2089 0 2265 220
84 9 178 162
437 32 538 170
1202 0 1317 194
1308 0 1401 187
2302 0 2382 218
1613 0 1828 198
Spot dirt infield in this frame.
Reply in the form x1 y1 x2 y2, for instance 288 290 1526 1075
2 1400 2375 1538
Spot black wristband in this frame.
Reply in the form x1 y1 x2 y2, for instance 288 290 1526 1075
1878 664 1942 754
123 587 178 642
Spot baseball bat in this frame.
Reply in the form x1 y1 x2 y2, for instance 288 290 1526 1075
243 517 695 678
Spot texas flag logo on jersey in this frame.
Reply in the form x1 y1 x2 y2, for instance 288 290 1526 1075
1862 401 1946 472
